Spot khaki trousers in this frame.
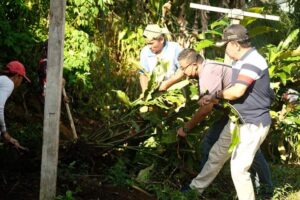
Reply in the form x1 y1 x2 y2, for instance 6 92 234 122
190 120 270 200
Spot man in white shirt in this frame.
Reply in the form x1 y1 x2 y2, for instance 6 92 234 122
139 24 184 91
0 60 30 150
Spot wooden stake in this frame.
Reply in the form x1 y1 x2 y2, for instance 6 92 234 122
62 88 78 140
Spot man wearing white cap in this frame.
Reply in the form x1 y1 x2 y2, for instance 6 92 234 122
0 61 30 150
139 24 183 91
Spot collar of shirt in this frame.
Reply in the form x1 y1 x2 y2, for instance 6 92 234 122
147 42 168 58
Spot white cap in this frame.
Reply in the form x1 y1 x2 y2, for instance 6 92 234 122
143 24 169 40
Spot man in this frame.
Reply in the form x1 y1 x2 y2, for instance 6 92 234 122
176 48 273 198
38 40 69 105
0 61 30 150
37 40 48 104
282 88 299 103
139 24 183 91
196 24 274 200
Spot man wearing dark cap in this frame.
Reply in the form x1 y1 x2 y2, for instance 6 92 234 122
139 24 183 91
0 61 30 150
195 24 274 200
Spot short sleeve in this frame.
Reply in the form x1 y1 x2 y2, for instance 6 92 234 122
174 43 183 69
139 47 149 74
199 64 224 95
236 63 262 86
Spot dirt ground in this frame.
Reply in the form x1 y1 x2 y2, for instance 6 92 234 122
0 97 157 200
0 174 157 200
77 185 156 200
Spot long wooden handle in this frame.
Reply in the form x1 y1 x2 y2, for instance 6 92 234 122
62 88 78 140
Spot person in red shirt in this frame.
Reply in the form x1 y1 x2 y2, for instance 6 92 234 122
38 40 69 105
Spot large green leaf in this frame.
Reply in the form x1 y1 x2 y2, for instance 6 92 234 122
167 79 190 91
242 17 257 27
246 7 264 13
242 7 264 26
118 28 128 44
277 72 287 85
248 26 276 38
112 90 132 107
202 29 223 37
228 123 240 154
195 39 214 51
136 164 154 183
283 117 300 125
269 51 281 64
268 65 276 77
278 29 299 50
144 71 158 101
188 83 199 100
210 19 228 29
275 50 300 61
282 64 293 74
155 60 170 83
160 130 177 144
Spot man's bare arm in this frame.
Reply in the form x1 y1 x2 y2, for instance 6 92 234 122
177 103 214 137
199 83 248 106
222 83 248 100
159 69 185 91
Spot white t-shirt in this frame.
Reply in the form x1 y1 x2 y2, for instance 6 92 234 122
0 75 14 135
139 41 182 80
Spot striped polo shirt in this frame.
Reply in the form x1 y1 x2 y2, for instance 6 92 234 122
231 48 273 126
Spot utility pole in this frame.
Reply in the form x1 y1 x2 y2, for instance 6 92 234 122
39 0 66 199
190 3 280 64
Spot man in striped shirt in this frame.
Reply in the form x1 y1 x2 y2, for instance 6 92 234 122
197 24 274 200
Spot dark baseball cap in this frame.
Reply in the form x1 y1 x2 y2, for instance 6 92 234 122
216 24 249 47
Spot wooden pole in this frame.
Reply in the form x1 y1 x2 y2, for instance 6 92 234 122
39 0 66 199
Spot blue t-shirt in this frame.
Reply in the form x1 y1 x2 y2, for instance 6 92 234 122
139 41 182 80
231 48 273 126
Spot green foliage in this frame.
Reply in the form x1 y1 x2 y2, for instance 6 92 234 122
114 60 188 113
64 25 98 87
55 191 74 200
264 29 300 85
136 164 154 183
0 0 45 75
1 1 300 199
261 28 300 163
273 184 294 200
107 158 133 187
145 183 199 200
271 163 300 200
118 26 145 71
271 104 300 163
